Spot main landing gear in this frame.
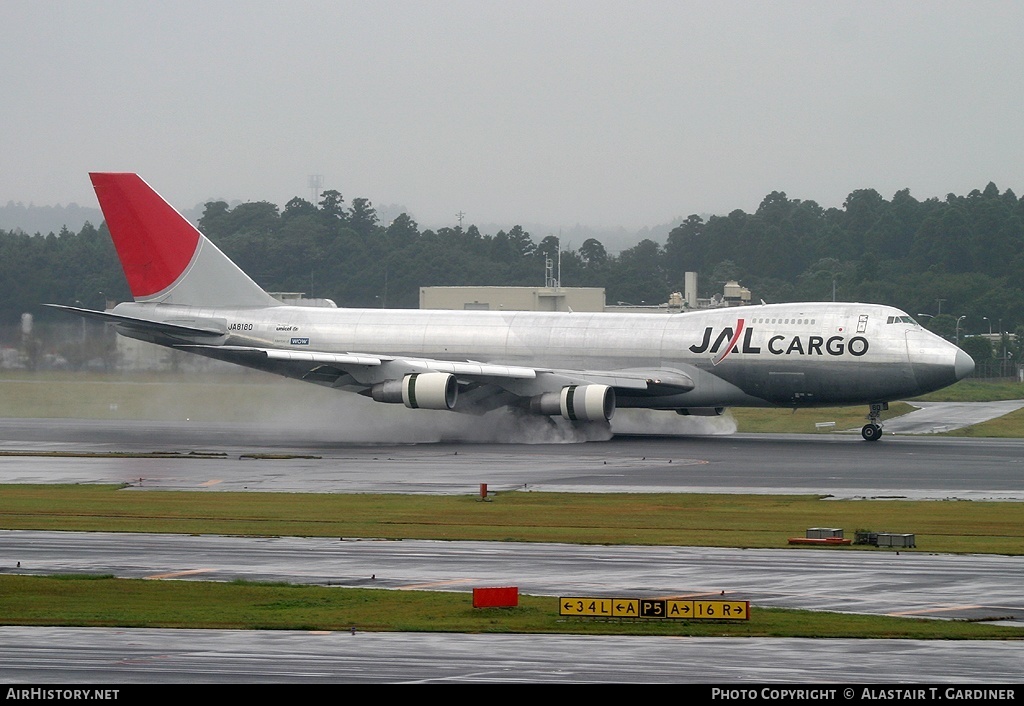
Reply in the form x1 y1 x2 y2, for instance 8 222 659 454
861 402 888 442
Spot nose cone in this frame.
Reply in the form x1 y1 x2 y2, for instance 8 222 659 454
906 330 973 394
955 347 975 381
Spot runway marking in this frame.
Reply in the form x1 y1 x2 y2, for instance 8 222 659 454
199 479 223 487
888 605 983 617
145 569 215 579
399 579 477 589
593 457 709 468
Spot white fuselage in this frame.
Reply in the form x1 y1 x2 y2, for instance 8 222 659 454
113 300 968 410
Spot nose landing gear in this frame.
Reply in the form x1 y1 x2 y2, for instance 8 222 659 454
861 402 888 441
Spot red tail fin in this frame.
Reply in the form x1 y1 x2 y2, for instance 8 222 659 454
90 173 278 308
90 173 201 300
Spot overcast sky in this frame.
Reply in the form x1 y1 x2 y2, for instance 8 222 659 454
3 1 1023 232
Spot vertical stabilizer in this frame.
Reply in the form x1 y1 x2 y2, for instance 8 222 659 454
90 173 280 308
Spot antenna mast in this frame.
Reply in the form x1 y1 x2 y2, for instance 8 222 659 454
308 175 323 204
544 237 561 289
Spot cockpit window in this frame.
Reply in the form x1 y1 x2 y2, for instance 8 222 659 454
888 315 919 325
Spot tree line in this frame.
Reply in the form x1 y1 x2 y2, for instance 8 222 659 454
2 182 1022 368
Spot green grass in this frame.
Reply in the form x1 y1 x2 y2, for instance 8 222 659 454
2 485 1021 554
730 401 917 434
911 378 1024 402
3 574 1022 639
730 379 1024 435
945 407 1024 438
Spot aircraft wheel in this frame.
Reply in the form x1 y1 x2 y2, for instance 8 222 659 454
861 423 882 442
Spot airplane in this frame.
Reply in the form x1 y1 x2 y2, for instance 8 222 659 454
49 173 975 442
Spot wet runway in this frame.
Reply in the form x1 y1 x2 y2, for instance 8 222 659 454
1 417 1023 499
1 416 1022 683
2 627 1022 684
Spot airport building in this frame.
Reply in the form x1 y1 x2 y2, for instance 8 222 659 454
419 286 606 312
420 273 752 314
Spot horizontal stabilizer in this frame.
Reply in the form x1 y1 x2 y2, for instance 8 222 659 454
44 304 226 338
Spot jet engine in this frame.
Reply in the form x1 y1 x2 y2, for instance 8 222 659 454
371 372 458 410
530 384 615 421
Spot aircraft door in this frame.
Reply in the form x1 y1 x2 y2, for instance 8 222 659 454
766 371 816 405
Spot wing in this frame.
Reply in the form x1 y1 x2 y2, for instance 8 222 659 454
178 344 694 415
47 304 695 419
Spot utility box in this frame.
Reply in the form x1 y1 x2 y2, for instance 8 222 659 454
806 528 844 539
877 533 916 548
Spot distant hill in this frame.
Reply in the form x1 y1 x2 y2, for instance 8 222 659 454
0 202 103 235
0 201 205 234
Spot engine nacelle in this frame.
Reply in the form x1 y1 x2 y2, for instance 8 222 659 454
370 372 457 410
528 384 615 421
675 407 725 416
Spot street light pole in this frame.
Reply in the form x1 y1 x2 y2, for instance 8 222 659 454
998 319 1006 377
956 315 966 343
